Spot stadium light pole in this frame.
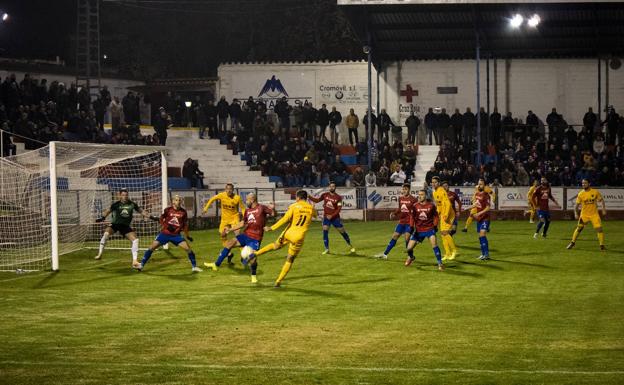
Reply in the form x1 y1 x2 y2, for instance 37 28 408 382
476 30 482 170
365 43 372 171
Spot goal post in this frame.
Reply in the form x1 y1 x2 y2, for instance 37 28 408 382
0 141 168 272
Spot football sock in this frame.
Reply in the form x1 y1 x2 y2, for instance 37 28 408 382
479 236 489 256
445 234 457 253
536 221 544 234
450 229 456 236
405 238 409 248
323 230 329 249
187 251 197 267
572 226 583 242
407 248 414 258
255 243 277 257
597 232 605 246
131 239 139 261
530 210 536 222
432 246 442 264
215 247 230 267
341 231 351 245
98 232 109 256
276 260 293 284
250 261 258 276
465 215 474 229
543 220 550 236
384 239 397 255
141 249 153 265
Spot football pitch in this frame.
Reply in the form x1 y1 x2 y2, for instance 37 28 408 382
1 220 623 385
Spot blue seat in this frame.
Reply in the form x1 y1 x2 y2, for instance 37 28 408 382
167 177 192 190
341 155 357 166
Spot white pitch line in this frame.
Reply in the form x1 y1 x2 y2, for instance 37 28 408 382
0 361 622 376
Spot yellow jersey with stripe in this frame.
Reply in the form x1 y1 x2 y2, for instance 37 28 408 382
576 188 603 218
203 192 245 224
271 200 317 239
433 186 453 220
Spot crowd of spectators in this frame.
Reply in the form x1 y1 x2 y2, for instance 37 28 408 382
428 106 624 187
1 73 158 157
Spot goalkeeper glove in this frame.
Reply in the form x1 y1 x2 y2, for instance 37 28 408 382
187 236 194 242
95 216 105 223
149 215 160 222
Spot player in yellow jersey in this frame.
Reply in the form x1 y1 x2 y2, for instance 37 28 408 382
202 183 246 263
462 182 496 232
525 179 539 224
252 190 317 288
432 176 458 260
567 179 607 251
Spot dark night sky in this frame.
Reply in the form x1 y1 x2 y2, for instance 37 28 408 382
0 0 362 79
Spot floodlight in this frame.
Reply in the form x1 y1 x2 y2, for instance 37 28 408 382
527 14 540 27
185 101 192 108
2 13 8 21
510 14 523 28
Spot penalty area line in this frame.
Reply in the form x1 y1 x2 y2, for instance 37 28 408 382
0 361 622 376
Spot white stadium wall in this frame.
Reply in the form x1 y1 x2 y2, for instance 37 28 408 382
377 59 624 126
218 61 377 122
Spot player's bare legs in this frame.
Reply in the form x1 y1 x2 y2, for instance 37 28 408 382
125 231 140 266
95 227 114 260
134 240 161 270
404 239 418 266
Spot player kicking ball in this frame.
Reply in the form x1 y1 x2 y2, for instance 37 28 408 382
376 184 417 260
134 195 202 272
308 181 355 255
472 178 492 261
567 178 607 251
404 190 444 271
94 188 156 268
250 190 316 288
204 193 275 283
532 176 560 239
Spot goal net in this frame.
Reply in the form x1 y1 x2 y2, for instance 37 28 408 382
0 142 167 271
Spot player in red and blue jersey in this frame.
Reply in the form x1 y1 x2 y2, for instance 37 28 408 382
376 184 417 260
135 195 201 272
309 181 355 255
472 178 492 261
442 181 462 236
404 189 444 271
204 192 275 283
531 176 560 239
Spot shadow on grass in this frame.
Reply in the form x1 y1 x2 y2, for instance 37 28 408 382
490 258 554 269
328 277 393 286
286 273 343 282
32 270 133 289
272 285 354 299
434 267 483 278
454 260 505 270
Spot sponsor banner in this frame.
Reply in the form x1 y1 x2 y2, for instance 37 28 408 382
498 187 564 210
196 190 218 218
171 190 199 218
366 186 417 209
566 188 624 211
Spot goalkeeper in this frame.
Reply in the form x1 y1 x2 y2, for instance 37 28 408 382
135 195 202 272
94 188 155 268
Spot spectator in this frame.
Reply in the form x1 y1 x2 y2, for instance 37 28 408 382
365 169 377 187
330 154 349 186
450 108 463 145
405 111 420 145
583 107 597 138
345 108 359 146
229 99 241 132
205 100 218 139
490 107 501 144
377 160 390 187
217 96 229 133
328 106 342 143
501 168 514 186
183 158 205 188
502 112 514 144
363 108 377 142
603 107 620 146
424 107 437 145
463 107 476 147
378 109 394 144
110 96 122 134
352 167 365 187
274 96 292 136
438 108 451 143
316 103 329 141
389 164 406 186
153 108 172 145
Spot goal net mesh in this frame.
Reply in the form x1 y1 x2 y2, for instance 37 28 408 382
0 142 164 271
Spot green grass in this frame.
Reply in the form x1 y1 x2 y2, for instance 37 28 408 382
1 220 623 385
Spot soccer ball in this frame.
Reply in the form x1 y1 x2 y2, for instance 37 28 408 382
240 246 254 262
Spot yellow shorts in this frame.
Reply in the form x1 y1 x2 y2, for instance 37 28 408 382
469 207 478 214
275 228 305 257
439 212 456 232
219 218 241 235
579 214 601 228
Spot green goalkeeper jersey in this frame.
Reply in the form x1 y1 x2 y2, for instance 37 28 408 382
110 200 141 226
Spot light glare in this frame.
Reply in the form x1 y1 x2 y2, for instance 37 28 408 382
510 14 523 28
2 13 8 21
528 14 541 27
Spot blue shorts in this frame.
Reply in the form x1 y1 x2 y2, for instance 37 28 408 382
537 210 551 220
155 233 185 246
477 220 490 233
452 218 458 227
236 234 260 251
410 229 436 243
322 217 344 228
395 223 413 235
